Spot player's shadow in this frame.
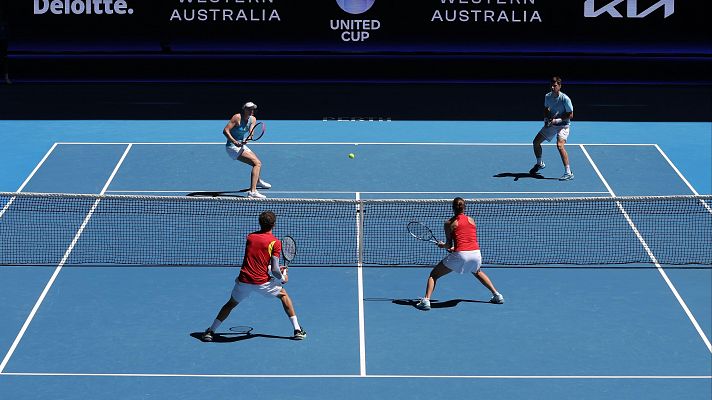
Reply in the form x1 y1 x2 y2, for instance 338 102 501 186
189 331 295 343
186 190 246 198
493 172 558 181
364 297 489 309
186 187 271 198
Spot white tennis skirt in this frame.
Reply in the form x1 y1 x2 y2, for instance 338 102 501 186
226 143 252 160
442 250 482 274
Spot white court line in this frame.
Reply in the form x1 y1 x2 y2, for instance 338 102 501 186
1 372 709 379
653 144 702 195
0 143 59 219
355 192 367 376
0 144 133 374
54 142 659 146
653 144 712 215
580 145 712 354
105 190 610 195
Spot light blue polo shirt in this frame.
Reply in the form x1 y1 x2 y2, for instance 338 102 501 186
545 91 573 126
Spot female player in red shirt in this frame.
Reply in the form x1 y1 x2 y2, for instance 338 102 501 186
416 197 504 311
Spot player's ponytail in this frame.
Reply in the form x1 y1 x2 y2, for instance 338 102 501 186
452 197 466 215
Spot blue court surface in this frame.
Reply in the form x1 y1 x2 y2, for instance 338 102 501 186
0 120 710 399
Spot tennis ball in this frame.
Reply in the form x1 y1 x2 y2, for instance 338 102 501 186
348 153 355 159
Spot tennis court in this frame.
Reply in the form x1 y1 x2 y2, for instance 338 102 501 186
0 119 710 399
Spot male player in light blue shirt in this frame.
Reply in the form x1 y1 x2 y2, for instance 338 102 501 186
529 76 575 181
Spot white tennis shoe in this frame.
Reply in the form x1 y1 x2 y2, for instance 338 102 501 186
559 172 574 181
415 298 431 311
257 179 271 189
247 190 266 199
490 293 504 304
201 329 214 342
293 328 307 340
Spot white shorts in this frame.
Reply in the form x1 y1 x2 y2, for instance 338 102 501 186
226 143 253 160
231 279 283 302
442 250 482 274
538 125 570 142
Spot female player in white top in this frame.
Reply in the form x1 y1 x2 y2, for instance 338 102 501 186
223 101 271 198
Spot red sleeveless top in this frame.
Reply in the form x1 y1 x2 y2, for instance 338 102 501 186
452 214 480 251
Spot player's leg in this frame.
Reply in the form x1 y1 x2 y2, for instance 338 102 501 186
278 289 296 317
416 262 452 310
473 270 504 304
556 127 573 180
467 251 503 304
237 149 264 196
557 138 569 166
203 282 252 342
202 297 239 342
215 297 239 322
530 131 547 174
426 262 452 298
277 289 306 339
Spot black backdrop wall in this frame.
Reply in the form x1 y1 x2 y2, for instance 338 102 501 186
1 1 710 120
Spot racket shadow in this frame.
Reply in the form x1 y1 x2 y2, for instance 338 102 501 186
493 172 559 181
189 331 295 343
364 298 490 309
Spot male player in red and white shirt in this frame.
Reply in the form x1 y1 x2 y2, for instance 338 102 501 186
202 211 306 341
416 197 504 311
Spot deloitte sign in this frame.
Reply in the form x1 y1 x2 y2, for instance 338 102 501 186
34 0 134 15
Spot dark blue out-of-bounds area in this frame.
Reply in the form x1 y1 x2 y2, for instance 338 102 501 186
0 120 710 400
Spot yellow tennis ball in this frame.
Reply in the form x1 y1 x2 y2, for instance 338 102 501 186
348 153 355 159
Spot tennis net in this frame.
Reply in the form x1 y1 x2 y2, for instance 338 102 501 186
1 192 710 267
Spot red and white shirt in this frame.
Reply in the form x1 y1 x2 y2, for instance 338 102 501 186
237 231 282 285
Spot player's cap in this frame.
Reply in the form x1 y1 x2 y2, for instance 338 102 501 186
242 102 257 110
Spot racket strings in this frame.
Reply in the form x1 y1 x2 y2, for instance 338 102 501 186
250 122 266 141
408 222 435 241
282 236 297 261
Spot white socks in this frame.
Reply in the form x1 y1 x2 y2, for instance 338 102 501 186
209 318 222 332
290 315 301 330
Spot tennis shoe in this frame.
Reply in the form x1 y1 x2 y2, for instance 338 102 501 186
202 329 214 342
529 162 545 175
559 172 574 181
415 298 431 311
490 293 504 304
293 328 307 340
247 190 266 199
257 179 271 189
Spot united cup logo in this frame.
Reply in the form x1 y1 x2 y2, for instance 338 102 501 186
336 0 376 15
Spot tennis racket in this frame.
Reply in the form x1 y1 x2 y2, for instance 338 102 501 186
544 107 552 127
243 122 266 143
280 236 297 283
282 236 297 267
407 221 443 246
545 107 561 127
